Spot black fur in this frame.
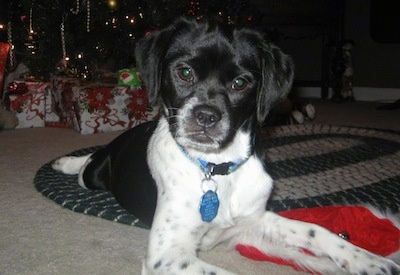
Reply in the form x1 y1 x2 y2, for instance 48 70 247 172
82 17 293 226
53 18 400 274
83 121 158 225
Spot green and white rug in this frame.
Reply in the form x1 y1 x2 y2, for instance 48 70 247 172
262 125 400 212
34 124 400 228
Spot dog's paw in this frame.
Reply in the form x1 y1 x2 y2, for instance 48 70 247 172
333 248 400 275
52 156 84 175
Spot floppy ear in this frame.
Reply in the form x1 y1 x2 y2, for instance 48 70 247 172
135 18 194 105
135 29 171 105
256 44 294 124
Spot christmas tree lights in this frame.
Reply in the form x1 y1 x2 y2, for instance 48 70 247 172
1 0 258 79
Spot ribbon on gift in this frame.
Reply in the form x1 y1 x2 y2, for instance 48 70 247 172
84 108 126 133
8 92 45 121
8 81 29 93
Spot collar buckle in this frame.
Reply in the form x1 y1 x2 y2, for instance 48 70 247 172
178 145 248 178
207 162 233 176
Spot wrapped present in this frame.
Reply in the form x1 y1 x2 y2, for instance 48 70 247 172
44 87 61 123
50 76 83 127
49 75 158 134
23 81 62 123
25 81 51 93
5 81 52 128
117 68 142 86
73 85 159 134
8 91 45 128
7 81 29 94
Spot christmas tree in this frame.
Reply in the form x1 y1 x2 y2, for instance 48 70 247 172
0 0 258 79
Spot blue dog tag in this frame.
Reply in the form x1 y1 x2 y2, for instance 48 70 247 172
199 190 220 222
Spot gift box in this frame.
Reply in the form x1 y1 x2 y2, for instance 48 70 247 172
49 75 159 134
6 81 51 128
50 76 84 128
8 91 45 128
52 77 159 134
74 85 159 134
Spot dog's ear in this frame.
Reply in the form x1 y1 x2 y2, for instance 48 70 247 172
135 30 171 105
256 44 294 124
135 18 193 105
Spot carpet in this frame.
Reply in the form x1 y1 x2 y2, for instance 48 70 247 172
34 124 400 228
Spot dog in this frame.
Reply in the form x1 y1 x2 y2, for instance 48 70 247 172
53 17 400 274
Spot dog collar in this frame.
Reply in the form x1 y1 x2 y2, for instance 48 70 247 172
178 145 250 223
178 145 248 178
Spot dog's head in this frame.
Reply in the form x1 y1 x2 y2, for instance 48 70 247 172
135 17 294 153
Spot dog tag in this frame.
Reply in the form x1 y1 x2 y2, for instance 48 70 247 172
199 190 220 222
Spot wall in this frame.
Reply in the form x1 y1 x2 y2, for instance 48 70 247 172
345 0 400 89
255 0 400 100
298 0 400 101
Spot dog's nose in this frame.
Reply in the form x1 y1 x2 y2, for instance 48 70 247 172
193 105 221 128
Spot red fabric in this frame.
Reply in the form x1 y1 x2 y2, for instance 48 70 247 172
0 42 10 89
126 87 149 120
236 206 400 273
236 244 319 274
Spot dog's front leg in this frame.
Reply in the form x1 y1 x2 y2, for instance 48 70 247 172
52 154 93 175
142 244 235 275
234 212 400 274
142 204 236 275
142 229 234 275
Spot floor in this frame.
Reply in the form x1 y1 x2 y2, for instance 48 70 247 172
301 98 400 131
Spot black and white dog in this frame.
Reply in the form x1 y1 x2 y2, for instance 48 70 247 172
53 18 400 274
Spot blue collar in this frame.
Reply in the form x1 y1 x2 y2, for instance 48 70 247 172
178 145 249 178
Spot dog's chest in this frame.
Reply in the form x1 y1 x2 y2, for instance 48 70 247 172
147 119 273 226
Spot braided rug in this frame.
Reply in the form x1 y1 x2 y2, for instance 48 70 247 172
34 124 400 228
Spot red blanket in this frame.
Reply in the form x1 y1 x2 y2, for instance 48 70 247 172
236 206 400 273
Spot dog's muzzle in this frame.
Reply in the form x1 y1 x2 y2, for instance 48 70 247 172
193 105 222 128
175 99 230 151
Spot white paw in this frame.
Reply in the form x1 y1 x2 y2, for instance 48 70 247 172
52 156 84 175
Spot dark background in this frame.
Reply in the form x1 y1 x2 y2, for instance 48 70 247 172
1 0 399 90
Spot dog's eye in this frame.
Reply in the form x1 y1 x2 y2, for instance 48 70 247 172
177 68 194 82
232 78 248 91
